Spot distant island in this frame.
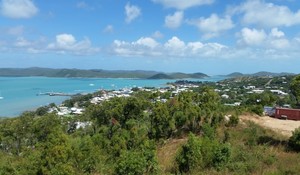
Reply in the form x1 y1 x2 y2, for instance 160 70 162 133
0 67 297 79
0 67 209 79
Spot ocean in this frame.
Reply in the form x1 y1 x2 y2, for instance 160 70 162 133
0 76 225 117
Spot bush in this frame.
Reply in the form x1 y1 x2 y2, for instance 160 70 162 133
249 105 263 116
226 115 239 127
201 123 216 140
289 127 300 152
176 133 231 173
176 133 203 173
116 150 147 175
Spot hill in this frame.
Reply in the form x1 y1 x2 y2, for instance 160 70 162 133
227 72 244 77
227 71 295 77
0 67 159 78
0 67 208 79
148 72 209 79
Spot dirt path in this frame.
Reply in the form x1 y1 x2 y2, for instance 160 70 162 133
240 115 300 137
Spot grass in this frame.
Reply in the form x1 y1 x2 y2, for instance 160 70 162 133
157 138 187 174
156 120 300 175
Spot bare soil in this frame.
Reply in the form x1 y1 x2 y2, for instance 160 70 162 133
240 115 300 137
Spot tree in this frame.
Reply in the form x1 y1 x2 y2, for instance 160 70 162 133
290 75 300 107
149 102 175 139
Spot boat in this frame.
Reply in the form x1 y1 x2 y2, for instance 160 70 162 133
0 91 3 100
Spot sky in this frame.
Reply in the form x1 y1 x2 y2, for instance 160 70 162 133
0 0 300 75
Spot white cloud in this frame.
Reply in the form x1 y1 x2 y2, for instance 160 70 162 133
125 3 141 23
270 28 284 38
165 11 184 29
111 36 227 58
0 0 38 19
135 37 159 48
239 28 267 46
164 36 185 50
152 31 164 39
270 38 290 49
231 0 300 28
110 34 300 61
238 27 290 49
188 14 234 39
47 34 100 55
103 25 114 33
152 0 214 10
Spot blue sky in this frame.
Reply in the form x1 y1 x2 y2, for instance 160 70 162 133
0 0 300 75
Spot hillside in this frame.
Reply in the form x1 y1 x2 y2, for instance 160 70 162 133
0 67 208 79
148 72 209 79
227 71 295 77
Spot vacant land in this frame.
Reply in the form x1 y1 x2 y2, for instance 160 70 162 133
240 114 300 137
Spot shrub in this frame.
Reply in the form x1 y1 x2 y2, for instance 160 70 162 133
176 133 231 173
289 127 300 152
176 133 203 173
226 115 239 127
249 105 263 116
115 150 147 175
201 123 216 140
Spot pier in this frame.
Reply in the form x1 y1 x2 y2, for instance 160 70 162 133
37 92 73 96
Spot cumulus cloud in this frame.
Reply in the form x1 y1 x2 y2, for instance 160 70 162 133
0 0 38 19
188 14 234 39
231 0 300 28
238 28 267 46
125 3 141 23
111 36 227 58
152 0 214 10
270 28 284 38
165 11 184 29
238 27 290 49
47 34 100 55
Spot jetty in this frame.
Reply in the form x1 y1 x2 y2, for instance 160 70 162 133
37 92 73 96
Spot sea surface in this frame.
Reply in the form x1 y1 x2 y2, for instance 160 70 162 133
0 76 226 117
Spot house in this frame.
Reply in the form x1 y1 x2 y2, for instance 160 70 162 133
221 94 229 99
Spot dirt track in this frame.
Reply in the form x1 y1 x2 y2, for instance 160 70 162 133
240 115 300 137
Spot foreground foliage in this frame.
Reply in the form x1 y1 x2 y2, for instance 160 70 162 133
0 86 300 174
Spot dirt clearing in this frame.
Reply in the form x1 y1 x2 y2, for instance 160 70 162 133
240 115 300 137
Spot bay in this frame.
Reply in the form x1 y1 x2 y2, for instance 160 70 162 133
0 76 225 117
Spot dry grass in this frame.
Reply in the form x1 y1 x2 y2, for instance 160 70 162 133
157 138 187 174
240 114 300 137
156 116 300 175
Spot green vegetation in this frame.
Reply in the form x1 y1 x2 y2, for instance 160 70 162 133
289 127 300 152
147 72 208 79
290 75 300 107
1 77 300 174
0 67 208 79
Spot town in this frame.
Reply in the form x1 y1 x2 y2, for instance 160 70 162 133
45 74 300 121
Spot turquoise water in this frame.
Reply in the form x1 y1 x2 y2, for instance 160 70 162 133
0 76 225 117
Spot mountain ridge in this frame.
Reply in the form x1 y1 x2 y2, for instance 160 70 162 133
226 71 295 77
0 67 208 79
